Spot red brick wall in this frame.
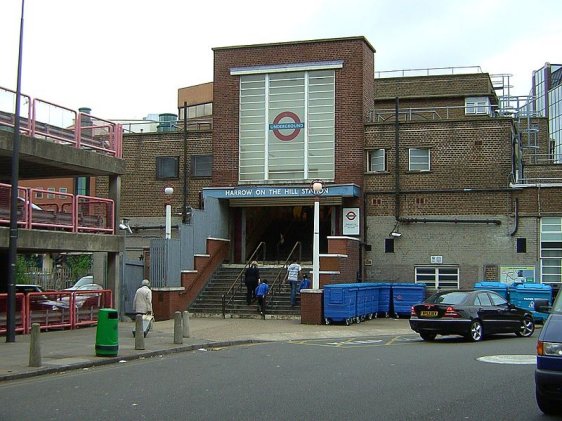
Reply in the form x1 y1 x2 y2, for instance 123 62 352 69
97 131 213 217
212 37 374 199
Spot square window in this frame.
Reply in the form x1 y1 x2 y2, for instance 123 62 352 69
465 96 491 115
368 149 386 172
156 156 179 180
47 187 56 199
409 148 430 171
192 155 212 177
58 187 68 199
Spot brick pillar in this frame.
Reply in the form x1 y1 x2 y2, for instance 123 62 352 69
300 289 324 325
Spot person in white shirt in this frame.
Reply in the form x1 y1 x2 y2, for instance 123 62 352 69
133 279 153 315
287 260 302 307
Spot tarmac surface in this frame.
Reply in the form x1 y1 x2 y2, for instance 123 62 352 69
0 314 414 381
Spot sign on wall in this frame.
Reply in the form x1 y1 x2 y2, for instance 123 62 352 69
499 266 536 284
343 207 360 236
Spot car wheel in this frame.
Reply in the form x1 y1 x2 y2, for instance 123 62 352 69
467 320 483 342
419 331 437 341
536 387 562 415
515 316 535 337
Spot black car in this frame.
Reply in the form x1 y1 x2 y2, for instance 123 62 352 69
409 289 535 342
534 295 562 415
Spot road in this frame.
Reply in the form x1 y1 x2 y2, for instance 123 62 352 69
0 333 553 420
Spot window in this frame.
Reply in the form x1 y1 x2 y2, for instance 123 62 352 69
465 96 491 115
517 238 527 253
368 149 386 172
183 103 213 120
540 217 562 283
47 187 55 199
489 293 507 306
475 293 492 306
35 188 43 199
409 148 430 171
238 68 335 182
415 266 459 289
156 156 179 180
192 155 212 177
385 238 394 253
58 187 68 199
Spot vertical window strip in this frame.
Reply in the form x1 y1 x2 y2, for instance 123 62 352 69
264 74 270 180
540 217 562 283
304 72 309 179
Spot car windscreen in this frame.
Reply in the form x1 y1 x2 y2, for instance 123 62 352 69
552 291 562 314
427 291 468 305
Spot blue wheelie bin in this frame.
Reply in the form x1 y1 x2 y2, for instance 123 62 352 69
377 283 392 317
323 283 358 325
355 284 369 322
474 281 509 299
362 283 380 320
508 283 552 323
391 283 426 318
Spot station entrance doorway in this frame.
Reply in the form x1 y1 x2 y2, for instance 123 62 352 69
235 205 334 263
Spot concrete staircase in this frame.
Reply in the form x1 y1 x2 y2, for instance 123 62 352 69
188 264 307 319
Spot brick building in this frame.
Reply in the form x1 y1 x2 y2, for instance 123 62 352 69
114 36 562 295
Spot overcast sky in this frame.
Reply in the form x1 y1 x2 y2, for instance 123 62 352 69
1 0 561 120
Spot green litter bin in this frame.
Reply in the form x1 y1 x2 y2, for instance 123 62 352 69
95 308 119 357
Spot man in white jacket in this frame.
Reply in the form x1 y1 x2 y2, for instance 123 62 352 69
133 279 153 315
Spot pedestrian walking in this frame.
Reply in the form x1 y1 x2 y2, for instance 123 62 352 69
287 259 301 307
133 279 154 337
244 261 260 305
133 279 153 315
255 279 269 315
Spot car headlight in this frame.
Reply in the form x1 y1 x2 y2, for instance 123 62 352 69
537 341 562 356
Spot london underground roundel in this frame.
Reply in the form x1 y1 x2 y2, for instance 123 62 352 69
269 111 304 141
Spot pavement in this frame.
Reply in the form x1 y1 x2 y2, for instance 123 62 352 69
0 314 414 382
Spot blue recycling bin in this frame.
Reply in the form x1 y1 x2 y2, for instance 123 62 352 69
391 283 426 317
508 283 552 322
474 281 509 299
361 283 380 319
377 283 392 317
323 284 358 325
356 285 369 321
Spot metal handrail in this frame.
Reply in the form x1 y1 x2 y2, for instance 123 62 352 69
221 242 266 318
265 241 302 313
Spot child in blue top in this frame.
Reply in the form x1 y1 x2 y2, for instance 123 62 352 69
255 279 269 315
299 273 311 292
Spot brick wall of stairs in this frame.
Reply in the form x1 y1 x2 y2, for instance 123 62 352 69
188 264 309 319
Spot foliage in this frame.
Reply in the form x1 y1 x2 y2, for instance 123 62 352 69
66 254 92 280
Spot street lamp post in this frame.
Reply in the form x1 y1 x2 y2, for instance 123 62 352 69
6 0 26 343
118 219 132 319
311 181 323 289
164 187 174 239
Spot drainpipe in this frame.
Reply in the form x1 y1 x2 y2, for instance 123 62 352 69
394 97 400 221
509 198 519 236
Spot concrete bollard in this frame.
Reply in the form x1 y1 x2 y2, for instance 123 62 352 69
135 314 145 350
29 323 42 367
182 311 190 338
174 311 183 344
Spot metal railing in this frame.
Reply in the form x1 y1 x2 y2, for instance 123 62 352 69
0 183 115 234
221 242 266 318
0 86 122 157
0 289 112 335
